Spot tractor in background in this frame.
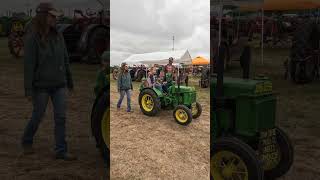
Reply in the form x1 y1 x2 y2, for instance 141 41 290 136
285 19 320 84
129 65 148 82
7 13 31 58
57 8 109 64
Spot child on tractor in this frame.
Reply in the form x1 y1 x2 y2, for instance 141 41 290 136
162 65 174 93
147 67 163 92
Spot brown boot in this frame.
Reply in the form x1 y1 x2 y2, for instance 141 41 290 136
55 153 78 161
22 144 35 155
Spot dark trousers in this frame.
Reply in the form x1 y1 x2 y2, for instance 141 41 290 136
117 89 131 111
22 87 67 154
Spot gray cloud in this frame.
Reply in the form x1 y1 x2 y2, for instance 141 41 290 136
110 0 210 65
0 0 104 15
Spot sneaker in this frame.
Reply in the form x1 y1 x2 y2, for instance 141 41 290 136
22 144 35 155
56 153 78 161
127 109 133 112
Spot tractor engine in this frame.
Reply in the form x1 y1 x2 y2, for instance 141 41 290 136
211 77 276 142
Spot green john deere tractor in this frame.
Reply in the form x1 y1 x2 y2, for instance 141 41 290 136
210 46 294 180
138 74 202 126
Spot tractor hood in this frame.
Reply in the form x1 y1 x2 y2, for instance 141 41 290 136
174 85 196 93
211 77 272 97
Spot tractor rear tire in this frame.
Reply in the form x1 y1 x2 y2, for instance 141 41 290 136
290 21 318 83
85 26 108 64
136 70 146 82
264 127 294 180
139 88 161 116
211 137 264 180
91 91 110 165
173 105 192 126
192 102 202 119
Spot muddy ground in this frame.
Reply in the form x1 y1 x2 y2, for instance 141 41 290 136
0 36 320 179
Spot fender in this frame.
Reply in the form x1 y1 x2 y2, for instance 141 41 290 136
78 24 109 53
141 87 163 98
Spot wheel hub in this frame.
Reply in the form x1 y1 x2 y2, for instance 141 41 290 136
141 94 154 112
212 151 249 180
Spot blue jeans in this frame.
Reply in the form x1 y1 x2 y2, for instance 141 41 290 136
22 87 67 155
117 89 131 111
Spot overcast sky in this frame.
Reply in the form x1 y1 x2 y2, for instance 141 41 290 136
110 0 210 65
1 0 209 66
0 0 104 15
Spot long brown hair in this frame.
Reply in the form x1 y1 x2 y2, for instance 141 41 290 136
31 12 58 44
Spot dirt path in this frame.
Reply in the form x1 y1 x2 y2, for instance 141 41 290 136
110 79 210 179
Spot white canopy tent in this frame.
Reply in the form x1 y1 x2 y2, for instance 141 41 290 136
122 50 192 65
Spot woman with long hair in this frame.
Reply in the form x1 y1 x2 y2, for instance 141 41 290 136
117 63 133 112
22 2 76 160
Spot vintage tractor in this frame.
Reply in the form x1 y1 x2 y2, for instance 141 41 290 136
138 76 202 126
57 9 109 64
210 46 294 180
286 20 320 84
8 16 28 58
129 65 148 82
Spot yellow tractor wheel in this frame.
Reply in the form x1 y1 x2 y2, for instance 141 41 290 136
139 88 161 116
173 105 192 126
91 91 110 164
191 102 202 119
211 137 264 180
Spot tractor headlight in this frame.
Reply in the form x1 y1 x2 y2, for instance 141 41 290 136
255 83 264 94
255 81 272 94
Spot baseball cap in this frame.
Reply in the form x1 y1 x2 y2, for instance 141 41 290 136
36 2 63 17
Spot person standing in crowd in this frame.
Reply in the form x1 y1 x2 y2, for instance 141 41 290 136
22 2 76 160
117 63 133 112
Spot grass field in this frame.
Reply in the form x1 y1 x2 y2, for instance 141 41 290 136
0 36 320 179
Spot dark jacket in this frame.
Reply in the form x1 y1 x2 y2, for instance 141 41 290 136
24 31 73 96
117 72 132 90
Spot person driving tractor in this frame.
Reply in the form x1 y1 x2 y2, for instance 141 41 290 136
162 65 174 93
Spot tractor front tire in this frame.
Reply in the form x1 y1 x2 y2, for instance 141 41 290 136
173 105 192 126
91 91 110 165
264 127 294 179
192 102 202 119
139 88 161 116
211 137 264 180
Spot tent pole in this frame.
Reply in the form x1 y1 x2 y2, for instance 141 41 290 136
237 11 240 40
218 0 222 48
317 8 320 24
261 8 264 65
